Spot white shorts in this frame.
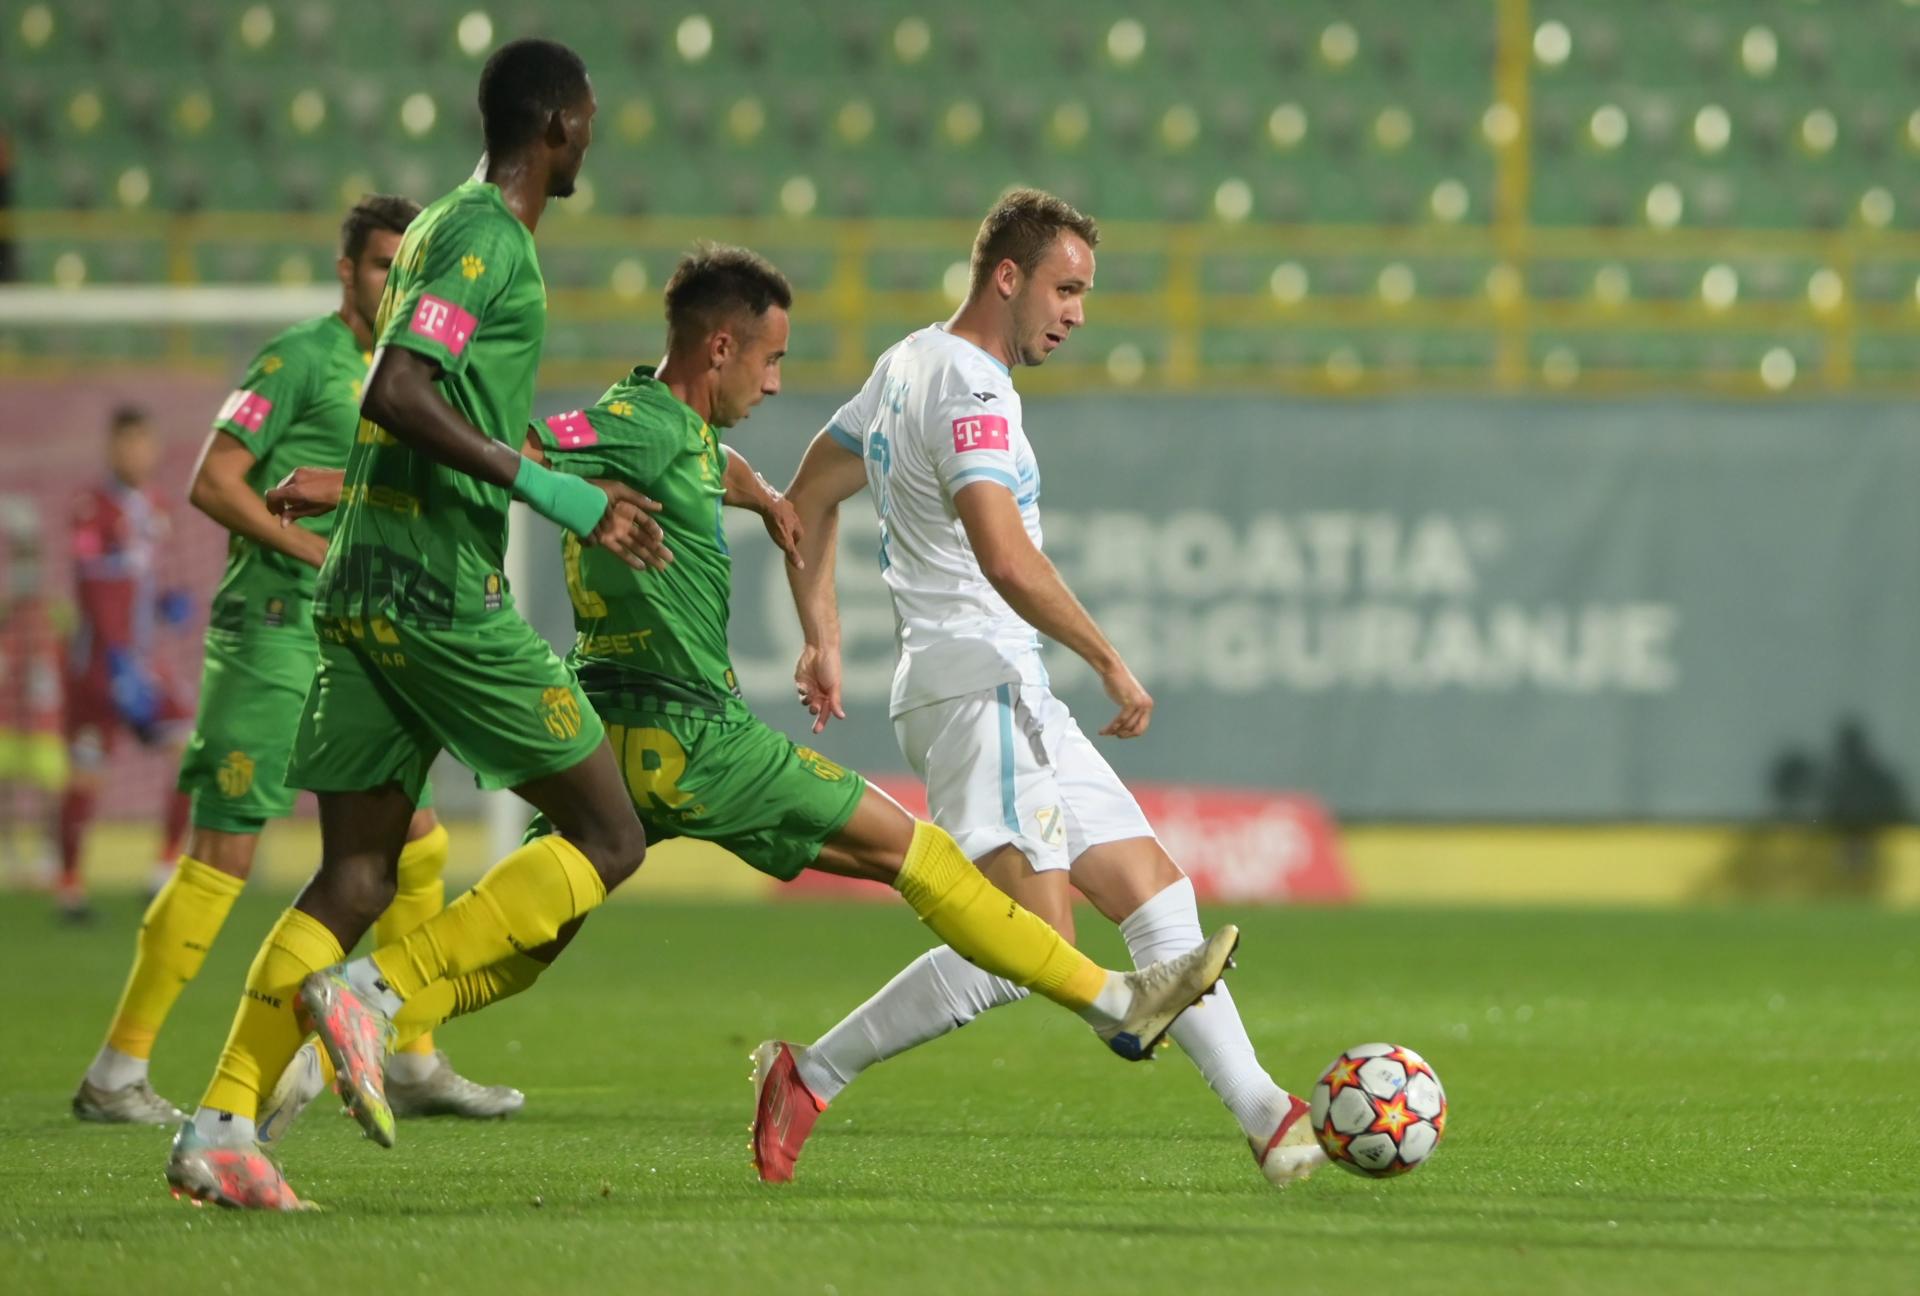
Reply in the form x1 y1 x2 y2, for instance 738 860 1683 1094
893 683 1156 872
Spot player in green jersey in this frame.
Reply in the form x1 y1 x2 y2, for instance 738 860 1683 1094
165 39 668 1211
284 248 1243 1186
73 197 521 1130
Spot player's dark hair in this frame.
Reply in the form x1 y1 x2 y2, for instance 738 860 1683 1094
663 244 794 348
968 187 1100 294
107 404 147 435
339 193 421 262
477 38 591 156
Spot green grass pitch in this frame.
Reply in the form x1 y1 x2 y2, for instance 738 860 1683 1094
2 895 1915 1295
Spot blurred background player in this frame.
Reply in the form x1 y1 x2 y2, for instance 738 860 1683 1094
70 197 523 1128
759 190 1323 1188
54 407 193 922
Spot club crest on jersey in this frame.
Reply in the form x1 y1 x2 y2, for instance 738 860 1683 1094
410 294 476 356
952 413 1010 454
217 750 256 798
483 571 504 611
263 596 286 627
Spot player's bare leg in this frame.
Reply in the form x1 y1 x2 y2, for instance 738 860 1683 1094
753 787 1239 1181
304 746 644 1147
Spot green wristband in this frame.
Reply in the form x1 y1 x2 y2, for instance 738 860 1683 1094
512 455 608 536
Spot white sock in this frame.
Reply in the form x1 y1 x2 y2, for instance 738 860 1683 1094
796 946 1027 1103
191 1106 257 1148
85 1044 149 1091
1120 877 1292 1142
385 1050 438 1084
342 956 404 1018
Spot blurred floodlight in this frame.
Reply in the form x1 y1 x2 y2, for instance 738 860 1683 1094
1269 262 1309 305
1589 104 1628 150
894 17 931 63
291 88 326 134
1374 106 1412 151
1759 347 1796 391
21 4 53 48
728 97 766 143
1320 22 1358 69
1485 263 1522 305
1431 179 1470 223
457 11 493 57
1049 101 1090 149
837 99 876 145
1741 26 1777 77
1482 102 1520 148
1594 263 1631 306
1860 187 1895 228
943 100 983 146
240 5 275 50
943 261 970 304
677 14 714 62
1268 103 1308 149
1107 343 1146 386
1807 269 1844 314
1700 264 1739 311
1693 104 1731 154
53 252 87 288
1107 19 1146 66
116 168 151 208
611 258 649 300
1213 178 1253 222
400 93 437 138
1161 104 1200 150
779 175 817 217
1645 181 1684 228
1800 109 1837 155
1377 263 1416 305
1542 347 1580 388
1533 21 1571 67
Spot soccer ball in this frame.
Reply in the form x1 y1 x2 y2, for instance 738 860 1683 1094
1309 1042 1446 1178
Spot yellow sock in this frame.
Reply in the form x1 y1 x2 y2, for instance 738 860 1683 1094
371 835 604 1000
104 855 244 1059
389 953 549 1052
201 908 343 1119
893 821 1108 1010
375 823 451 1057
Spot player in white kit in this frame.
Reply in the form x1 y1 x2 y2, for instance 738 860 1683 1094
752 189 1326 1189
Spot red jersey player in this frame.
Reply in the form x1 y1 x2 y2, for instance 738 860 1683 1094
55 407 194 920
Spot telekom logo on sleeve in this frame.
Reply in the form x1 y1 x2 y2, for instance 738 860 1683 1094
951 413 1011 454
409 294 477 356
544 410 597 448
216 389 273 432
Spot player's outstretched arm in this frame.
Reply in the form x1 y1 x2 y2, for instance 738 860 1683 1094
190 431 329 567
782 432 869 732
720 444 804 568
363 347 617 542
954 481 1153 739
517 429 672 572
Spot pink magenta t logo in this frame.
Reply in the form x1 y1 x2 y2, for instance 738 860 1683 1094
950 413 1011 454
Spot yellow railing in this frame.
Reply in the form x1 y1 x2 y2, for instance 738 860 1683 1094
4 206 1919 395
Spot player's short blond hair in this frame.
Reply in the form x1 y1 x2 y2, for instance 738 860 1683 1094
968 188 1100 294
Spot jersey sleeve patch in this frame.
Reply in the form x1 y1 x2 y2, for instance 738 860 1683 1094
951 413 1011 454
544 409 598 448
215 388 273 432
409 295 478 356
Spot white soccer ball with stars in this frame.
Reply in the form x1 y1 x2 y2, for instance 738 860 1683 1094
1309 1042 1447 1178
